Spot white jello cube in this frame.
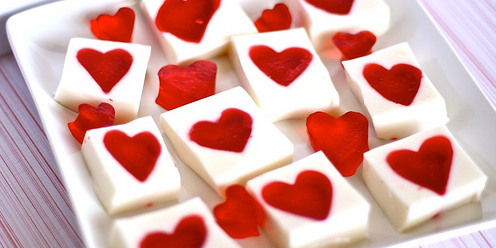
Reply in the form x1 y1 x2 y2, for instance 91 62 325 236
141 0 257 65
54 38 151 124
342 42 448 140
160 86 294 196
246 151 370 248
362 126 487 231
81 116 180 215
230 28 340 122
111 197 240 248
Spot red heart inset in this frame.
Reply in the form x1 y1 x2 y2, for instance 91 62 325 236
363 63 422 106
332 31 376 60
189 108 253 153
306 111 369 177
254 3 292 33
262 170 332 220
140 215 206 248
155 0 221 43
305 0 354 15
68 102 115 144
213 185 265 238
90 7 135 43
249 45 313 87
156 60 217 111
77 48 133 93
387 136 453 195
104 130 161 182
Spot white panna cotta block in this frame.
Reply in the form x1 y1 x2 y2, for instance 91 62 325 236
342 42 448 140
230 28 340 122
246 151 370 248
54 38 151 124
111 197 240 248
81 116 180 215
141 0 257 65
160 86 294 196
362 126 487 231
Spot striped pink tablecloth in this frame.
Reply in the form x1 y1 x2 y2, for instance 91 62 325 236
0 1 495 247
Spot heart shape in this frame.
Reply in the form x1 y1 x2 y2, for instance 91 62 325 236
140 215 206 248
332 31 376 60
363 63 422 106
68 102 115 144
189 108 253 153
305 0 354 15
156 60 217 110
387 136 453 195
90 7 135 42
249 45 313 87
77 48 133 93
155 0 221 43
104 130 161 182
262 170 332 220
306 111 369 177
254 3 292 33
213 185 265 238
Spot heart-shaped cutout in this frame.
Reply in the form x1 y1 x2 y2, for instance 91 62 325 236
156 60 217 110
249 45 313 87
155 0 221 43
254 3 292 33
140 215 206 248
305 0 354 15
77 48 133 93
68 102 115 144
262 170 332 220
306 111 369 177
332 31 376 60
90 7 135 42
189 108 253 153
363 63 422 106
104 130 161 182
387 136 453 195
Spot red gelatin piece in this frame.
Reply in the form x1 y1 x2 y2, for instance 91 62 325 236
305 0 354 15
254 3 292 33
249 45 313 87
156 60 217 111
140 215 206 248
213 185 265 238
262 170 332 220
387 136 453 195
103 130 161 182
189 108 253 153
332 31 376 60
90 7 135 43
363 63 422 106
306 111 369 177
68 102 115 144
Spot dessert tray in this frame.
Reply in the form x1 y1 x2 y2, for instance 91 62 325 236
7 0 496 247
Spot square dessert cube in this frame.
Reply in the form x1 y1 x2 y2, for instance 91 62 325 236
81 116 180 215
246 151 370 248
141 0 257 65
54 37 151 124
342 42 448 140
362 126 487 231
111 197 240 248
160 86 294 196
230 28 340 122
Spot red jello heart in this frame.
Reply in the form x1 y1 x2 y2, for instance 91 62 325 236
262 170 332 220
90 7 135 43
363 63 422 106
68 102 115 144
305 0 354 15
249 45 313 87
254 3 292 33
306 111 369 177
387 136 453 195
156 60 217 111
77 48 133 93
140 215 206 248
332 31 376 60
104 130 161 182
189 108 253 153
155 0 221 43
213 185 265 238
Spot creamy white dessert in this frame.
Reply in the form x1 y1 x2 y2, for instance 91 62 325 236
81 116 180 215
